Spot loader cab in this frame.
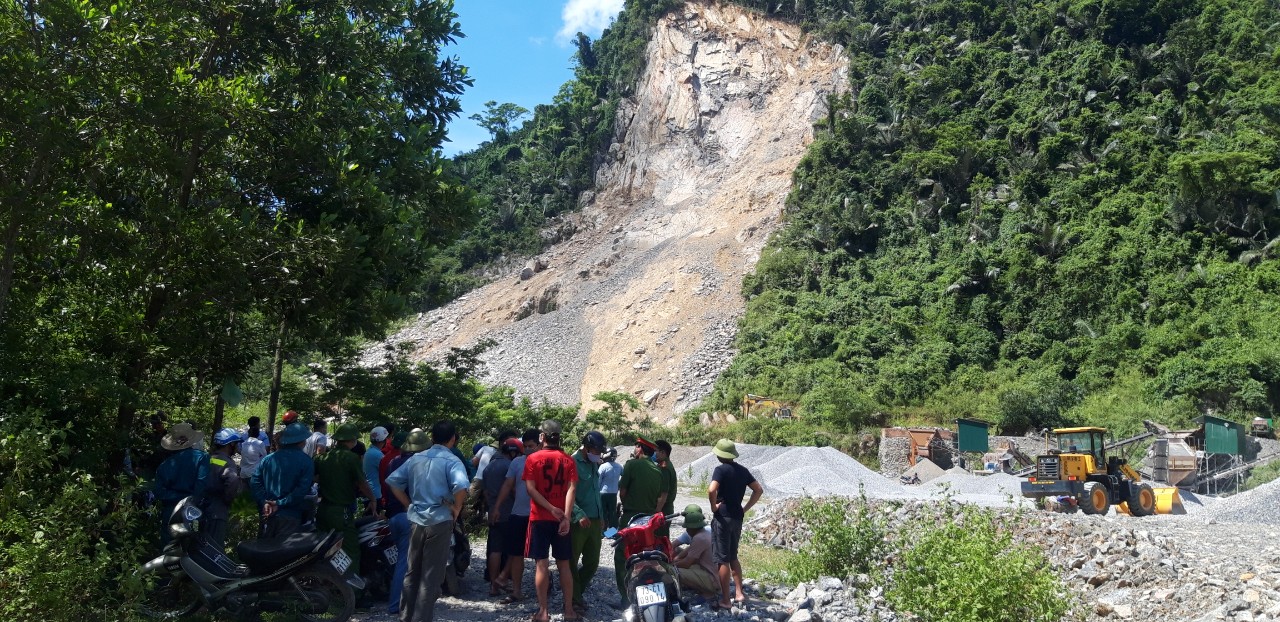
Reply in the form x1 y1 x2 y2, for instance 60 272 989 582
1052 427 1107 476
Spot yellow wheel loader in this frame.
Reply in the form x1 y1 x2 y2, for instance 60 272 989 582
1020 427 1183 515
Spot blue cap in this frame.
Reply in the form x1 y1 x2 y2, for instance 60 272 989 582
214 427 244 446
473 442 486 455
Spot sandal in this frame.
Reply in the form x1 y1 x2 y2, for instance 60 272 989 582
499 595 525 605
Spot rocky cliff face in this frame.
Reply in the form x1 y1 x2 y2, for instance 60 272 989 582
370 1 847 420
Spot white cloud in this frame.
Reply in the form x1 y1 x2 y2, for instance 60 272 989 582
529 36 547 47
556 0 625 45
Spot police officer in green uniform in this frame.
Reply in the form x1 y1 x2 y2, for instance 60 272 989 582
314 423 379 569
614 436 670 607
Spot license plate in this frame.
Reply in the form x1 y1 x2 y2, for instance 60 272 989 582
635 582 666 607
384 546 398 566
330 549 352 574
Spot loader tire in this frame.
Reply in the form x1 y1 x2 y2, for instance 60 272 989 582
1129 482 1157 517
1079 481 1110 515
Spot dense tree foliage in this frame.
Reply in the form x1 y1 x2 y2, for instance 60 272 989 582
0 0 471 616
702 0 1280 435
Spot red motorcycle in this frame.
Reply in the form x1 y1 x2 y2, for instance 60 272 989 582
607 511 692 622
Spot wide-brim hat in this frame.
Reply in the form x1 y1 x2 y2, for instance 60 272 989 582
279 422 311 445
403 428 430 452
713 438 739 460
682 504 707 530
161 423 204 451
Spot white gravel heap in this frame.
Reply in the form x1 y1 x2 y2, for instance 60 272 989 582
684 443 919 499
900 457 946 483
679 443 1045 507
1197 476 1280 525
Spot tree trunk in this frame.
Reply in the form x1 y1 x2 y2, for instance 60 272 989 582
0 215 19 321
111 288 170 471
213 394 226 432
265 319 287 439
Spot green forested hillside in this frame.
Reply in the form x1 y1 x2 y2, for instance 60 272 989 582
417 0 683 307
703 0 1280 436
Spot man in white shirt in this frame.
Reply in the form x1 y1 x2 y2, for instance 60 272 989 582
303 418 329 457
239 416 269 483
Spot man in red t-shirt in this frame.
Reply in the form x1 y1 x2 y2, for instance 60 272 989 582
523 420 579 622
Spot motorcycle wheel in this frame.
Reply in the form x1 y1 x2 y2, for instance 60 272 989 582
291 565 355 622
137 573 202 619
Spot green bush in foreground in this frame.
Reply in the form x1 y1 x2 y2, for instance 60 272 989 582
788 495 888 582
886 506 1073 622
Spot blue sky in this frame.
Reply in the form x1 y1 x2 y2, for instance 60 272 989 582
443 0 625 156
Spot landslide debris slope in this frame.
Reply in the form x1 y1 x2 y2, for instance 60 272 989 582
371 2 847 416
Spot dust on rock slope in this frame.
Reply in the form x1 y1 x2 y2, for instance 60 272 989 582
366 2 848 419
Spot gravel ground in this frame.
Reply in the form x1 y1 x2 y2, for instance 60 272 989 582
350 535 625 622
350 445 1280 622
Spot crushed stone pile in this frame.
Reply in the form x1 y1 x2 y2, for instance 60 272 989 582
667 444 709 469
923 470 1032 508
899 457 945 484
684 443 919 500
1197 476 1280 525
748 497 1280 622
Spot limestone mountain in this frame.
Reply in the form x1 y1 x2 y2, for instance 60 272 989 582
368 2 846 419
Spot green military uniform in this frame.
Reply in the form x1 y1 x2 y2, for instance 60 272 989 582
656 459 678 538
616 455 669 605
569 449 603 606
314 442 366 568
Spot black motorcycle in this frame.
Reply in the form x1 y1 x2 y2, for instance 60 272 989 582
137 497 364 621
356 514 470 598
355 514 395 599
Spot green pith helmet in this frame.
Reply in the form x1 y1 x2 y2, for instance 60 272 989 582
332 423 359 441
682 504 707 530
403 428 430 452
713 438 739 459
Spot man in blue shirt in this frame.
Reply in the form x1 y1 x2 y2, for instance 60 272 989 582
251 422 315 538
365 426 388 508
154 422 210 544
597 448 621 530
386 420 470 622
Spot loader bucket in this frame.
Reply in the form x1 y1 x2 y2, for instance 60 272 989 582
1153 487 1185 515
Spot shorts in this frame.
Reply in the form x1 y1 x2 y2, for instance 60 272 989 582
711 515 743 565
526 519 572 561
504 514 530 557
487 518 507 554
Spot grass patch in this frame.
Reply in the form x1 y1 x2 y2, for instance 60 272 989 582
1245 459 1280 491
738 542 795 584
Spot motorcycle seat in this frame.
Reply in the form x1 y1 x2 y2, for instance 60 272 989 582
235 532 328 573
354 515 384 530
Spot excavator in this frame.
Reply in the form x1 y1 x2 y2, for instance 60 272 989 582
741 394 795 419
1020 427 1184 515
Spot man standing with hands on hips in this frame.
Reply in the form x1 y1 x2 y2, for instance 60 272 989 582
707 438 763 610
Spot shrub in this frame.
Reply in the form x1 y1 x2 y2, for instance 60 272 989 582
787 495 888 582
885 506 1074 622
0 410 154 621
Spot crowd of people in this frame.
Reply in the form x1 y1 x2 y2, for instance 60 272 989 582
139 411 764 621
